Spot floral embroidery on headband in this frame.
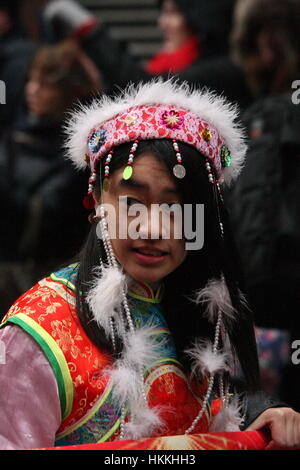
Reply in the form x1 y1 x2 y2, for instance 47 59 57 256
88 129 107 153
124 114 137 127
161 110 184 129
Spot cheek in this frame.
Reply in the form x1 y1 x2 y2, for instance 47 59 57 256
25 82 33 97
109 237 132 268
41 87 62 109
171 15 187 33
171 239 187 266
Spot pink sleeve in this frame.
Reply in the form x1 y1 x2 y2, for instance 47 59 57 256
0 324 61 449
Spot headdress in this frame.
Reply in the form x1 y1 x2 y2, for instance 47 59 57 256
66 79 246 187
65 79 247 439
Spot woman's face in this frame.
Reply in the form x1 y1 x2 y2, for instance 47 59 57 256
158 0 192 49
95 152 187 285
25 71 64 119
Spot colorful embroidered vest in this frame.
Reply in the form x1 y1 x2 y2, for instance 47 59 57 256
1 264 212 446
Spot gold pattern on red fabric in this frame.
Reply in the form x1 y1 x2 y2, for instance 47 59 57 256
3 277 113 435
2 270 212 443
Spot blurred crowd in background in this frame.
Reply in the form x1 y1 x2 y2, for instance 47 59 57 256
0 0 300 410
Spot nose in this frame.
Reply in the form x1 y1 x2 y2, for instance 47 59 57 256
137 205 165 240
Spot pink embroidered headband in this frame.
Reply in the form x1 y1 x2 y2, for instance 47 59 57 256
86 104 231 176
65 80 247 208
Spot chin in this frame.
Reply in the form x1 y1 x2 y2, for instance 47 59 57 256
128 266 166 285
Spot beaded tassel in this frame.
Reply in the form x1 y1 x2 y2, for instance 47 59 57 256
103 150 113 192
185 310 223 434
205 158 215 184
83 167 97 210
172 139 186 179
123 140 139 180
206 159 225 239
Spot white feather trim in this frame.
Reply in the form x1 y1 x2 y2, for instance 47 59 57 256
108 362 142 411
185 340 230 376
123 406 164 440
86 265 127 335
209 397 245 432
123 325 166 371
64 78 247 185
193 278 237 323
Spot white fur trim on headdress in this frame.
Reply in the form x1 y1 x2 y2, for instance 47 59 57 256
64 78 247 185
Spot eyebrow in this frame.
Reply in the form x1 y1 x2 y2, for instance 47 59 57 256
117 177 179 195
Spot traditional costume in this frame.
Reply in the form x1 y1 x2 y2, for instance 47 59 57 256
0 80 282 449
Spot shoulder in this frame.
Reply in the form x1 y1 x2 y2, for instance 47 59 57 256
1 263 80 326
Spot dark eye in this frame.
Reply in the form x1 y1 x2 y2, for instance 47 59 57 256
162 203 182 213
126 197 140 207
119 196 142 208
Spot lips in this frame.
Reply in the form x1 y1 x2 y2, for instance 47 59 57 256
132 246 169 265
133 247 169 257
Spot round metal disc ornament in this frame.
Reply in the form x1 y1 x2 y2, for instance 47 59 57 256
173 164 186 179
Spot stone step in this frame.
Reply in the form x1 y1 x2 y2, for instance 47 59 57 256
81 0 157 8
109 25 162 41
94 9 159 24
128 41 161 57
79 0 161 61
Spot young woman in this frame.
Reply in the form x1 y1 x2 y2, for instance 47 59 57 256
0 80 299 450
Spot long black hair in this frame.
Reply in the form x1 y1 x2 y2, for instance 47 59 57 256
75 139 261 392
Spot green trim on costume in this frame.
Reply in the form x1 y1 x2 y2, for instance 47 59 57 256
2 313 73 420
144 357 181 375
150 328 170 336
56 382 116 440
127 291 162 304
50 272 76 292
127 279 165 303
155 283 165 300
97 419 121 443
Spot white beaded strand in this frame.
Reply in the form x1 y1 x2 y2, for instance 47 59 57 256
172 139 186 179
185 310 223 434
99 207 149 437
205 159 215 184
98 205 229 438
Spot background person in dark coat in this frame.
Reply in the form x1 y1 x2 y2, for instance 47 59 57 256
0 39 102 319
227 0 300 410
0 0 36 135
